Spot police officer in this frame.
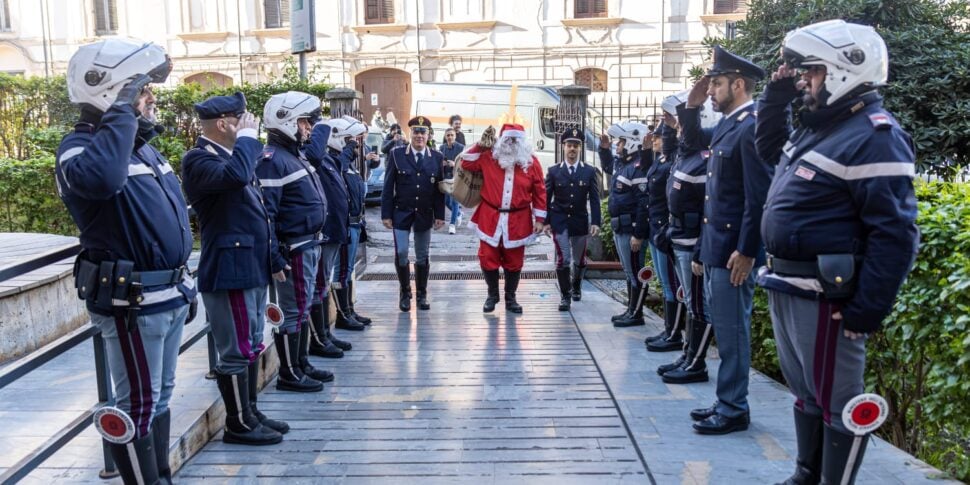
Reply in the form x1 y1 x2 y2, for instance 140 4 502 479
381 116 446 312
757 21 918 484
57 38 192 483
257 92 332 393
684 46 773 435
657 100 718 385
644 121 685 352
543 128 601 311
599 122 651 327
321 116 373 329
181 93 286 446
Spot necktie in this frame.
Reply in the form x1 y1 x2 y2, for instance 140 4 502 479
569 166 575 176
416 152 423 164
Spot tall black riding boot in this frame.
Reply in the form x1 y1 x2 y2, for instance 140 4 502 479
646 299 679 344
647 300 685 352
396 262 412 311
152 409 172 484
347 280 372 324
334 287 366 330
215 372 283 445
308 302 344 358
415 262 431 310
662 316 711 383
556 267 572 311
571 264 587 301
504 270 523 313
482 269 501 312
614 283 645 327
299 323 334 383
247 362 289 434
820 426 869 485
273 331 323 392
775 408 823 485
612 281 633 322
106 434 160 485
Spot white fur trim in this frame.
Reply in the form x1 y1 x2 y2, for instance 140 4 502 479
501 129 526 138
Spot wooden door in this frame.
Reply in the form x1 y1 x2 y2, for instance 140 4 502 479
355 68 412 128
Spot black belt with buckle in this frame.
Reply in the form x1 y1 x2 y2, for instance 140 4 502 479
766 255 817 277
138 266 188 286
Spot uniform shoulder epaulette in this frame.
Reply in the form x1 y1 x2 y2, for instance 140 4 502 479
738 111 750 122
868 113 893 130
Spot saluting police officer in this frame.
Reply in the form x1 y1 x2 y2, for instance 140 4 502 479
684 46 773 435
599 122 652 327
381 116 446 312
657 100 718 385
57 38 192 483
756 21 918 484
543 128 602 311
257 92 333 393
181 93 287 446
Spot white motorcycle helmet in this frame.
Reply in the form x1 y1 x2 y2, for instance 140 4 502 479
324 115 367 151
607 121 650 152
67 38 171 113
263 91 321 142
782 19 889 105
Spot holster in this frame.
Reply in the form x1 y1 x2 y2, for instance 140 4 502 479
611 213 634 233
816 254 858 300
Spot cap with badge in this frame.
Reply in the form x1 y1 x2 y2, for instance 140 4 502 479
705 45 766 81
561 127 583 145
194 91 247 120
408 115 432 133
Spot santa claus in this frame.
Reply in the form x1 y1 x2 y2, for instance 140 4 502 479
460 123 547 313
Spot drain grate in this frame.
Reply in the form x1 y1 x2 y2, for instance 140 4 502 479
360 270 556 281
374 254 548 263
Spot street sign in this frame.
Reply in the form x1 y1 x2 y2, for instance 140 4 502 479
291 0 316 54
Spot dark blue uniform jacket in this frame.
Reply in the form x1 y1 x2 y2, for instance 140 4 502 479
755 86 919 333
691 102 773 268
182 134 271 292
256 133 328 273
604 149 650 239
327 144 366 222
666 104 713 263
304 124 349 245
381 145 446 231
646 125 680 244
55 104 195 316
544 160 602 236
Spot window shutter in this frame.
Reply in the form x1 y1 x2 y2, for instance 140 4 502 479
0 0 10 31
264 0 289 28
95 0 118 34
366 0 393 24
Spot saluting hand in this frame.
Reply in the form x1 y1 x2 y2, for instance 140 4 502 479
686 77 710 108
238 112 260 131
599 133 611 149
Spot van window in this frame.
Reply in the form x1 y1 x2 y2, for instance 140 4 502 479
540 107 556 139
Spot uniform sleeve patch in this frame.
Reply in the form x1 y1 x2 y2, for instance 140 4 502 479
262 147 275 159
868 113 892 129
794 166 816 181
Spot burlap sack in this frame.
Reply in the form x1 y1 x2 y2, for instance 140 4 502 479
450 159 483 207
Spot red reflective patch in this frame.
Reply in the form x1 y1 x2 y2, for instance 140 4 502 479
851 402 880 426
99 414 128 438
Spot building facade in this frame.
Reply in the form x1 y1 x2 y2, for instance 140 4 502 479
0 0 746 122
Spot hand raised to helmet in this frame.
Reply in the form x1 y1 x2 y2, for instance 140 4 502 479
237 112 260 131
113 74 153 109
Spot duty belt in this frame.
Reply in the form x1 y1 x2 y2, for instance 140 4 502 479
77 259 187 286
766 255 817 277
282 232 323 247
669 212 700 229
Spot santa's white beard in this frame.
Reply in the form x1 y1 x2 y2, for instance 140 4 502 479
492 136 534 170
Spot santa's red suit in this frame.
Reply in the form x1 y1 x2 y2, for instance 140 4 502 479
461 124 547 272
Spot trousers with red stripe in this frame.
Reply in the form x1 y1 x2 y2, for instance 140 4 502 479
92 305 188 439
276 245 322 335
768 291 866 434
202 286 268 375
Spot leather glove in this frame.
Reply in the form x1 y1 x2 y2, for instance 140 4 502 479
187 297 199 324
113 74 153 109
345 138 359 152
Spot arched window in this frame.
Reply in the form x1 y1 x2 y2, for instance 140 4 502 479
183 72 233 91
575 68 608 92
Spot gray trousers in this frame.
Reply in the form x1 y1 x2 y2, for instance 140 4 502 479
613 231 645 286
92 304 188 438
276 245 321 335
313 242 341 303
393 228 431 266
552 230 589 269
705 265 755 418
202 286 267 375
768 291 866 434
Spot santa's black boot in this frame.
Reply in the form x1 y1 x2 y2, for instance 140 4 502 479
504 270 523 313
482 270 501 312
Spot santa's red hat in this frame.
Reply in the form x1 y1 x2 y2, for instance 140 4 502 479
500 123 526 138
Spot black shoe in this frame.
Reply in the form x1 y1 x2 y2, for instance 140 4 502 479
396 262 412 311
645 330 668 344
821 425 869 485
612 281 633 322
614 282 645 327
504 270 523 313
334 287 366 330
326 328 353 351
661 364 709 384
690 402 718 421
152 408 172 484
775 408 823 485
693 412 750 435
483 270 500 312
571 264 587 301
415 262 431 310
647 334 684 352
556 267 571 311
646 300 683 344
308 302 344 358
106 434 160 485
216 372 284 444
298 324 335 383
656 354 686 376
347 280 372 325
247 363 289 435
274 331 324 392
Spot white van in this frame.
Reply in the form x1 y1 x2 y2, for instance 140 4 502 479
411 82 601 168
